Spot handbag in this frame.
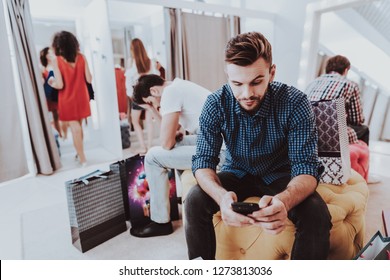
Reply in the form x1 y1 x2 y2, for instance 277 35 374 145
354 231 390 260
311 98 351 185
65 170 127 253
120 121 131 149
114 155 179 227
86 82 94 100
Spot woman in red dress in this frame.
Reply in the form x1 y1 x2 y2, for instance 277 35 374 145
50 31 92 166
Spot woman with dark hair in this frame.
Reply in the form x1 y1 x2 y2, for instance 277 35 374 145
125 38 159 154
39 47 61 137
50 31 92 167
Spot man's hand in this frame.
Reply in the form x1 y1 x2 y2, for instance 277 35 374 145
220 192 256 227
47 49 58 67
138 103 153 110
249 195 288 235
175 131 184 142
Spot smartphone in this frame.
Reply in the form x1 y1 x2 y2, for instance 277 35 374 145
231 202 260 215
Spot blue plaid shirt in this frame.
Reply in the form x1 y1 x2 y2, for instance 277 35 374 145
192 81 322 184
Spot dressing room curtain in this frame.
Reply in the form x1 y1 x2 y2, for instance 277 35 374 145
165 8 183 81
0 0 29 183
1 0 61 182
166 8 240 91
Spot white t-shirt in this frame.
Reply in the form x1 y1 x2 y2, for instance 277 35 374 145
160 78 210 134
125 59 158 97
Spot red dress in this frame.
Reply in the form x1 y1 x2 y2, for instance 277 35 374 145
57 54 91 121
115 67 128 113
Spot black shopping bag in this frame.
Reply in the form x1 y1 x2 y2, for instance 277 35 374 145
65 170 127 253
354 231 390 260
110 160 132 220
125 155 179 227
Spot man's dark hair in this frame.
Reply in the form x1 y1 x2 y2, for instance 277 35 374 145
40 47 49 67
133 74 165 104
225 31 273 66
325 55 350 75
52 31 80 62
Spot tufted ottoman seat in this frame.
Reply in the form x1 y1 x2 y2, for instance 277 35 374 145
181 169 369 260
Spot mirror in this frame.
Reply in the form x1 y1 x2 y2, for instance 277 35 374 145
298 0 390 142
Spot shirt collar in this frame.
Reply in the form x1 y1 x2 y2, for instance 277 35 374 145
324 72 344 78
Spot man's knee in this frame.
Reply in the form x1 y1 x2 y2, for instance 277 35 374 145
145 146 162 165
184 185 213 218
184 185 202 210
295 194 332 230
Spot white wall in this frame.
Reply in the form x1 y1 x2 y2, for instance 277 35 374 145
242 0 314 87
320 12 390 91
81 0 122 159
107 1 166 68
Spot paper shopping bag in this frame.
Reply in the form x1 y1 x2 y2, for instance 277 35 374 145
354 231 390 260
109 159 132 220
311 98 351 185
65 170 127 253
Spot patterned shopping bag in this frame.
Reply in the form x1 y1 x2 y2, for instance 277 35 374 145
65 170 127 253
311 98 351 185
125 155 179 227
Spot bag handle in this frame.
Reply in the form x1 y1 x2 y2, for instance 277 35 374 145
70 170 110 186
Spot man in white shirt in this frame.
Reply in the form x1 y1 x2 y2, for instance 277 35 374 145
130 74 211 237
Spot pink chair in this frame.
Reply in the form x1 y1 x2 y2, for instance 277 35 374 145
349 140 369 181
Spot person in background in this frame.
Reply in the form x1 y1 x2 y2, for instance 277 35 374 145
50 31 92 167
39 47 61 137
305 55 381 184
305 55 368 145
115 62 128 114
129 74 210 237
184 31 332 260
125 38 159 154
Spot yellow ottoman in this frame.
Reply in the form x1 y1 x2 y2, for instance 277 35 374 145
181 169 369 260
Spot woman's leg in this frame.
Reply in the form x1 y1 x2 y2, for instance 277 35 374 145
127 97 132 126
145 110 154 149
68 120 86 164
52 110 62 137
61 121 68 140
131 108 146 153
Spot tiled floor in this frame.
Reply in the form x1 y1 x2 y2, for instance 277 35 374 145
0 139 389 260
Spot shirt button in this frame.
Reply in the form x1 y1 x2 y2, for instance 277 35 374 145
240 248 246 254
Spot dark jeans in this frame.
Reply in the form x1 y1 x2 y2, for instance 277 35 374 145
184 172 332 260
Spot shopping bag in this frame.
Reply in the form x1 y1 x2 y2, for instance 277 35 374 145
354 231 390 260
109 159 132 220
311 98 351 185
120 121 131 149
65 170 127 253
125 154 179 227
